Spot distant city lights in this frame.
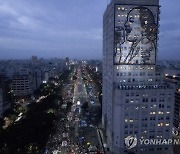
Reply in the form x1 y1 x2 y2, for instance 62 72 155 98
77 101 81 105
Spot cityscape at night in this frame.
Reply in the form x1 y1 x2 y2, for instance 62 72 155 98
0 0 180 154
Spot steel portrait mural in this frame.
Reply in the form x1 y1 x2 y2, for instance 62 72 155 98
114 6 158 65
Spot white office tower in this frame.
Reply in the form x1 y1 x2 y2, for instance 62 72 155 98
102 0 175 153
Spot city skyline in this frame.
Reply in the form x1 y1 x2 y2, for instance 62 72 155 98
0 1 180 153
0 0 179 60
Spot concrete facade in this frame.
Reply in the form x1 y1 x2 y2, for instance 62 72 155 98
102 0 175 153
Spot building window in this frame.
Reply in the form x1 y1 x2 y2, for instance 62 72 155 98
125 99 129 103
143 98 148 102
129 119 133 123
123 73 126 76
136 93 139 96
157 147 162 151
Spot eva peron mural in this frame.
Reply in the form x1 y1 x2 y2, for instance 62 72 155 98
114 6 158 65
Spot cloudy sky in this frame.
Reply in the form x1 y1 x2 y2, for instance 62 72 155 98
0 0 179 60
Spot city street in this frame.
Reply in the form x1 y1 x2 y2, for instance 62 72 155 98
45 66 102 154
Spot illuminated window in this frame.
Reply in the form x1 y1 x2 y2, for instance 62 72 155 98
158 123 163 127
158 111 164 115
130 119 133 123
150 112 156 115
130 99 134 103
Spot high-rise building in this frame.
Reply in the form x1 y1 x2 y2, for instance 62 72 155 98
65 57 70 70
102 0 175 153
174 89 180 129
164 74 180 130
31 55 38 63
12 74 32 97
32 69 42 91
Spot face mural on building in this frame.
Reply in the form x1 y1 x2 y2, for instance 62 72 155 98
114 6 158 65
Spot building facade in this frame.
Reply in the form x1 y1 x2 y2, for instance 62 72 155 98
102 0 175 153
12 74 32 97
174 89 180 129
164 74 180 129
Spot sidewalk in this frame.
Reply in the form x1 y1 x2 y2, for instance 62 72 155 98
97 124 112 154
97 125 109 154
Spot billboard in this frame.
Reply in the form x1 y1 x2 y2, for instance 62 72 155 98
114 5 159 65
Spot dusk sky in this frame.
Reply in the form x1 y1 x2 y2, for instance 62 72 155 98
0 0 179 60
